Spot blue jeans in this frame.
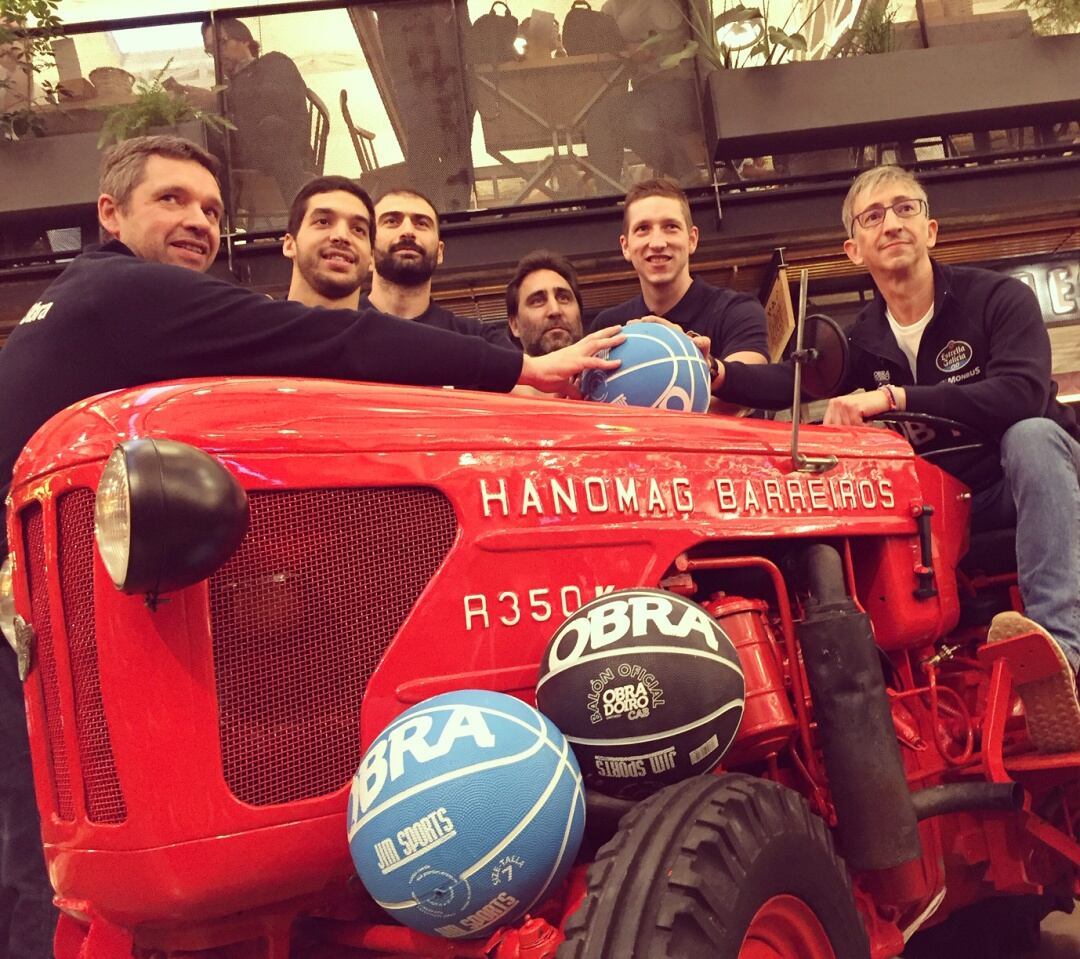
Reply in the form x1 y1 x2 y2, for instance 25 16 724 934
971 418 1080 671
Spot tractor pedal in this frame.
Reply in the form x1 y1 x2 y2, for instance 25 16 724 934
983 612 1080 754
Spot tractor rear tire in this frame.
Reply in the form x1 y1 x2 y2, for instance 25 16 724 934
558 773 870 959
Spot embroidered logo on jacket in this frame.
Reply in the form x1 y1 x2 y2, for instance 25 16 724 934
873 370 892 384
18 301 53 326
935 340 973 374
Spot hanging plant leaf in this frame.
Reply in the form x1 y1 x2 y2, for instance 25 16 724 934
637 31 675 50
748 37 770 58
658 40 699 69
767 26 808 50
714 5 765 27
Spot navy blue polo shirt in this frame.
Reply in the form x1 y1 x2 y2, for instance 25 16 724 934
590 276 769 360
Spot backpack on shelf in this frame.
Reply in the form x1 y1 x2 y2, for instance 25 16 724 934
562 0 624 55
467 1 520 66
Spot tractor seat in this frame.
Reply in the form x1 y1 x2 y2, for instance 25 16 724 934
958 527 1017 578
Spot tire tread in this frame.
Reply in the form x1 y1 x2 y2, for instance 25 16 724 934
558 774 868 959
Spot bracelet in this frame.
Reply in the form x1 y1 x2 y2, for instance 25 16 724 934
708 354 720 382
879 384 898 410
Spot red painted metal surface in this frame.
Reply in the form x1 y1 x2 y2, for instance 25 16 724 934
679 555 823 787
3 377 1077 958
705 596 798 765
487 916 563 958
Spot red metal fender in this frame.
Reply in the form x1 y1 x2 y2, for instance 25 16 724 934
54 914 89 959
79 915 135 959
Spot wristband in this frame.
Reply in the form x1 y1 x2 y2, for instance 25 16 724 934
708 354 720 383
879 384 898 410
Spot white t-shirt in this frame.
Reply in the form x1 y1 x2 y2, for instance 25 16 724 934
886 303 934 382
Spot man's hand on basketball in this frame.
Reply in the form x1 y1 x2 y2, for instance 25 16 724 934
518 325 624 399
630 315 713 366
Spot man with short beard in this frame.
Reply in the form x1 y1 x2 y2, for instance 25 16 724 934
285 176 373 310
362 188 511 345
506 250 585 357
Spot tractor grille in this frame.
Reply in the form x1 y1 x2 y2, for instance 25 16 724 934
209 487 458 807
22 501 74 821
19 492 126 824
59 490 126 824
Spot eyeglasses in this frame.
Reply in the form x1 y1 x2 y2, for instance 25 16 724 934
851 197 927 231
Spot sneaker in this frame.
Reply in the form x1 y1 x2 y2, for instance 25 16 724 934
988 612 1080 754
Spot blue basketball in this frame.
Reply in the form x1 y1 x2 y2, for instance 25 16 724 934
347 690 585 939
583 323 711 413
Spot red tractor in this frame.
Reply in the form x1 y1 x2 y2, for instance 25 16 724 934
5 356 1078 958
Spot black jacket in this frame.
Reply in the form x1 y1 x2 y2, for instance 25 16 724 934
227 51 313 200
720 261 1078 490
0 242 524 494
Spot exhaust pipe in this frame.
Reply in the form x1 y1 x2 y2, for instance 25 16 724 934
797 543 922 872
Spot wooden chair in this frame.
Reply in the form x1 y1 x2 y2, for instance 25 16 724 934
307 87 330 174
340 88 380 174
340 88 409 193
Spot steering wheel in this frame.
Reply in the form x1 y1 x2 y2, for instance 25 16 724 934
867 410 996 466
795 314 849 401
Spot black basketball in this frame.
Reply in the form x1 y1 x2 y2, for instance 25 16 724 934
535 588 745 798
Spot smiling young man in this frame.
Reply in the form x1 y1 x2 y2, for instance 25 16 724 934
715 165 1080 752
362 188 510 345
589 178 769 378
285 176 374 310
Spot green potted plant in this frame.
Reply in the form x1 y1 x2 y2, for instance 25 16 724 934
97 59 233 148
1016 0 1080 32
836 0 897 56
696 0 1080 172
1 0 64 140
650 0 813 71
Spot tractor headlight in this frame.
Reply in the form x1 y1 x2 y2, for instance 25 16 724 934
0 555 16 652
94 439 249 596
95 447 132 589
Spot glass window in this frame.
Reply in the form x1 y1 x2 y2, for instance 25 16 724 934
460 0 710 207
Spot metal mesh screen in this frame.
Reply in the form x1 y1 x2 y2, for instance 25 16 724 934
209 487 458 806
22 501 73 820
59 490 126 824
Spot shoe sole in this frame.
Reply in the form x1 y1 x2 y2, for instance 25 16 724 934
988 612 1080 754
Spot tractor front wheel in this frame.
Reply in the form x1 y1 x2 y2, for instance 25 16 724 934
559 773 869 959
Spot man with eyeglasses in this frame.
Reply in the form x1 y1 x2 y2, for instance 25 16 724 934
712 164 1080 753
